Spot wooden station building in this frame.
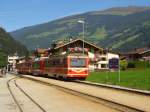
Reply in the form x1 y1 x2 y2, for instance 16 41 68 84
49 38 119 71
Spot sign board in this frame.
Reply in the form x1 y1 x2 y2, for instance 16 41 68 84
34 58 40 61
109 58 119 69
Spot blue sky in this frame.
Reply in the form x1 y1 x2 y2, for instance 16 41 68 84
0 0 150 31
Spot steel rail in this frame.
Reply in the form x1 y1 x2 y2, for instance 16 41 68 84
7 77 47 112
14 79 47 112
74 80 150 96
21 75 144 112
7 77 23 112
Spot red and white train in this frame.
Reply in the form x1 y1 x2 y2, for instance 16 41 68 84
17 48 89 80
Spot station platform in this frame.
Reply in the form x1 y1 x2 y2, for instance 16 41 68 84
0 74 18 112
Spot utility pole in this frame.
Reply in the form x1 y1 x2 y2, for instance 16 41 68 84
78 20 85 54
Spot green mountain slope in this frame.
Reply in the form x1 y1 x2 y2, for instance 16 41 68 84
11 6 150 52
0 27 28 67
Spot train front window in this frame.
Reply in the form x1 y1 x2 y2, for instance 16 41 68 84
70 58 86 67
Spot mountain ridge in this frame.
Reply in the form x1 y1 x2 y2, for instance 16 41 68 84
12 6 150 33
11 6 150 52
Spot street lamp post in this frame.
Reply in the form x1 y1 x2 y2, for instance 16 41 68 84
78 20 85 54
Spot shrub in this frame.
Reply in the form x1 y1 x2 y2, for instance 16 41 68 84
120 59 128 70
127 61 135 68
127 61 150 69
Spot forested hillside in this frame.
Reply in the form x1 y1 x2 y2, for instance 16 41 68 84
0 27 28 67
11 6 150 52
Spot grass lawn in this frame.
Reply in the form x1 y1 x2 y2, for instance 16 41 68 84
86 69 150 91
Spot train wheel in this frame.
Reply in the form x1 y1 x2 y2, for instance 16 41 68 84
33 72 38 76
80 77 86 80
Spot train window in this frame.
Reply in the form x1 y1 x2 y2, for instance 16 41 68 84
26 63 31 67
45 61 47 67
70 58 86 67
63 58 67 67
54 59 60 66
44 57 67 67
46 59 53 67
51 58 59 67
33 62 40 69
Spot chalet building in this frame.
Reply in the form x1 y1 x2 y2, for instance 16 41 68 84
49 38 119 71
7 53 25 71
95 52 119 70
7 53 19 71
121 48 150 61
34 48 49 58
16 56 26 64
140 49 150 61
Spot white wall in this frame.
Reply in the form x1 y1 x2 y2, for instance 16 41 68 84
108 53 119 60
88 52 95 71
96 52 119 70
88 52 94 58
8 56 19 64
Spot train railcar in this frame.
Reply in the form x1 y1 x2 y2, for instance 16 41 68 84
16 61 32 74
32 58 47 76
44 48 89 80
16 47 89 80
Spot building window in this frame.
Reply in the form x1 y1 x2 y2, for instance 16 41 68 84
9 59 13 61
94 64 98 68
101 64 107 68
101 57 106 61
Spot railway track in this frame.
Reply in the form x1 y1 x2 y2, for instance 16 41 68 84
20 75 147 112
7 76 47 112
74 80 150 96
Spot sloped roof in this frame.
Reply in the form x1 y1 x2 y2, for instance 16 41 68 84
121 48 150 55
140 49 150 55
54 38 103 50
35 48 49 54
